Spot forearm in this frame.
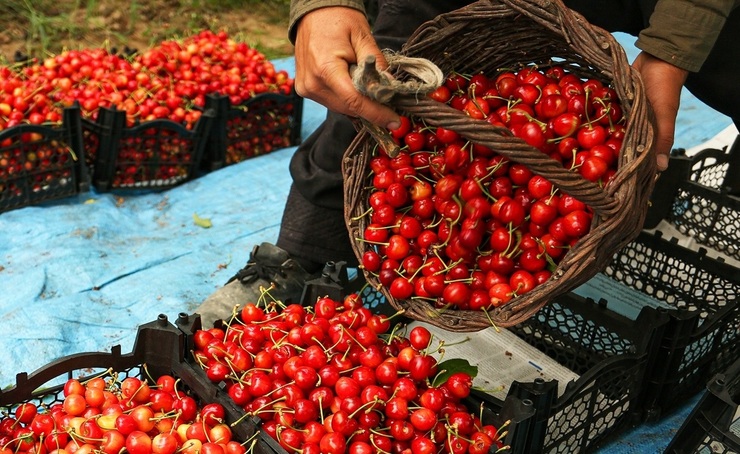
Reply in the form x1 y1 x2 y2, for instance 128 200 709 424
289 0 367 43
636 0 737 72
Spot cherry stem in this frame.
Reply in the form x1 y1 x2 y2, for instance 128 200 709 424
235 396 287 425
353 237 389 247
348 397 382 419
474 176 497 202
239 432 260 448
384 320 407 346
317 395 325 424
438 336 471 348
473 384 506 394
341 325 367 352
481 309 502 333
370 434 392 454
67 428 105 444
80 368 113 386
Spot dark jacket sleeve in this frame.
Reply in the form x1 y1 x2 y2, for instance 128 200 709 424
636 0 738 72
289 0 367 43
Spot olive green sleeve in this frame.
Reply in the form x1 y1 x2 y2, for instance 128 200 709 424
635 0 737 72
289 0 367 44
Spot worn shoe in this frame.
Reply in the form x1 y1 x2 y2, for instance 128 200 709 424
196 242 314 328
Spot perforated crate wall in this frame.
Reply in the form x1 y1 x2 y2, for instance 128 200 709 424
502 292 668 453
603 230 740 419
0 105 89 213
202 91 303 171
90 106 214 191
646 141 740 261
669 149 740 260
80 115 106 180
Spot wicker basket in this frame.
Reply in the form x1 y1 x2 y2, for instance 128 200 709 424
343 0 657 331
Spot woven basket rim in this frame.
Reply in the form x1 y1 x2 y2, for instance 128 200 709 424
343 0 656 331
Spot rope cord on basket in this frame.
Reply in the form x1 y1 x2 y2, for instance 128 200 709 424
351 50 444 102
350 51 444 157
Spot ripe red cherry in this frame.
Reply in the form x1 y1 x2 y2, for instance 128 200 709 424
429 85 452 103
530 198 558 227
579 155 609 182
408 326 432 350
577 124 607 148
563 210 592 238
409 408 437 432
389 276 414 300
512 83 540 106
464 96 490 119
536 93 567 119
385 234 410 261
442 281 471 308
419 388 446 412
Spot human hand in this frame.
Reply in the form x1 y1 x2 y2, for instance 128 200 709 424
631 51 689 171
293 7 401 130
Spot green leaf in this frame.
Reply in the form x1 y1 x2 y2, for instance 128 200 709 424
431 358 478 387
193 213 212 229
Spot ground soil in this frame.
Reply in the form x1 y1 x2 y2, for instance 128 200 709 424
0 1 294 64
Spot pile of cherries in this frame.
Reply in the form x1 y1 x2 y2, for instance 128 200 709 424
360 65 626 309
1 30 296 188
3 30 293 130
192 294 506 454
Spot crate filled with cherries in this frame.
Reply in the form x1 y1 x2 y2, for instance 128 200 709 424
185 293 532 454
0 316 271 454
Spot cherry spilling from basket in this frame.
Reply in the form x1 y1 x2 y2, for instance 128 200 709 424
360 65 625 310
191 295 508 454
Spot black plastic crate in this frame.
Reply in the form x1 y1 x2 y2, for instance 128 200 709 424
665 357 740 453
177 307 537 454
201 90 303 171
0 314 268 453
603 230 740 419
463 290 670 454
0 105 89 213
644 136 740 261
89 106 215 191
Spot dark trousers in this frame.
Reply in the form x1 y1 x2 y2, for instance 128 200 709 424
277 0 740 269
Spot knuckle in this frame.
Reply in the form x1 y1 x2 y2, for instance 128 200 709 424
295 76 322 100
345 94 366 117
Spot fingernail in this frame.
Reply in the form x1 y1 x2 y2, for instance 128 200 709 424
386 121 400 131
657 154 669 171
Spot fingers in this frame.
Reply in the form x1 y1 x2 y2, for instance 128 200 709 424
632 52 688 172
653 130 673 171
293 7 400 129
